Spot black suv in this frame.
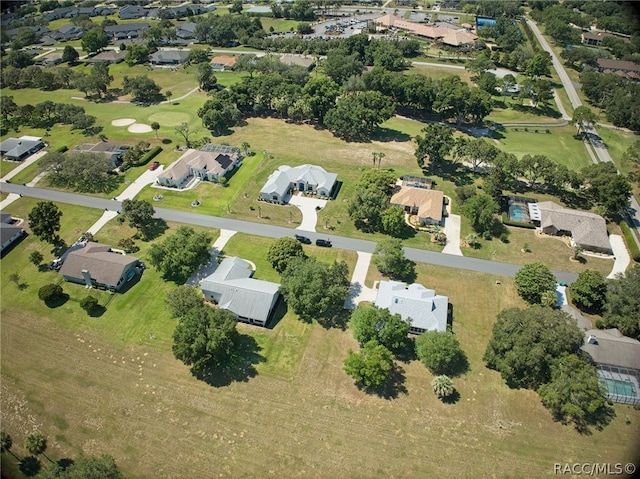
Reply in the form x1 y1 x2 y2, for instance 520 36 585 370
315 238 332 247
294 234 311 244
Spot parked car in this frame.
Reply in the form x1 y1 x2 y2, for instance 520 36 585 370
148 161 160 170
315 238 332 247
294 234 311 244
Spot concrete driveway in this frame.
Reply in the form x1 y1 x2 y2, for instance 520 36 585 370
607 234 630 279
442 213 463 256
344 252 378 309
288 193 327 232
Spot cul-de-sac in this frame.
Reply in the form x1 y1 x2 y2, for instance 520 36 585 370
1 0 639 477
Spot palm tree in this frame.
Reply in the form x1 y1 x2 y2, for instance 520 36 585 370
432 375 455 399
24 432 52 463
241 142 251 156
371 151 378 168
571 244 583 261
1 431 19 460
151 122 160 139
466 233 479 249
377 152 386 168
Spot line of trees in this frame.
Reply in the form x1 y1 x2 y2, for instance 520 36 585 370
0 97 98 134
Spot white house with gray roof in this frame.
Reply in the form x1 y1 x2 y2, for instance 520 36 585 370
260 164 338 204
375 281 448 334
533 201 611 254
201 257 280 327
157 147 240 188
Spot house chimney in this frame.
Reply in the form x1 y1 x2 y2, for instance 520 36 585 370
81 269 93 288
587 335 598 345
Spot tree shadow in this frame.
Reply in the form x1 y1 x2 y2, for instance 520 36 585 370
364 364 408 400
19 456 41 477
194 334 265 388
37 264 50 272
88 305 107 318
574 403 616 435
317 307 350 331
45 293 70 309
441 389 461 404
57 458 74 470
266 297 287 330
511 103 562 119
141 218 168 241
371 127 411 143
394 336 417 363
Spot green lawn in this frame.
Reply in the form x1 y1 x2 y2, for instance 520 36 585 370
0 159 21 178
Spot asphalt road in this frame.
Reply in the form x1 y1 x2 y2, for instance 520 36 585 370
0 182 578 283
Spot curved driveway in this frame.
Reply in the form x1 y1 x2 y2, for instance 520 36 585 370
0 182 578 283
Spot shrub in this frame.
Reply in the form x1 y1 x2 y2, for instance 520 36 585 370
619 219 640 262
55 145 68 153
38 283 63 303
133 146 162 167
80 295 98 312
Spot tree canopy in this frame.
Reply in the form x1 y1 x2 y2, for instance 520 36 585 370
343 340 395 388
415 331 466 376
266 237 306 273
569 269 607 314
483 306 584 389
166 286 204 318
461 194 499 234
148 227 212 283
372 239 415 282
120 199 155 237
537 354 612 432
42 152 122 194
28 201 62 244
514 262 557 304
40 454 124 479
280 256 350 322
599 267 640 340
415 123 455 170
348 169 397 233
172 305 238 374
349 306 410 351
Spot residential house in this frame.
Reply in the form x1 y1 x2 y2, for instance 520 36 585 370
149 50 189 65
375 280 449 334
581 328 640 405
38 51 64 66
595 58 640 81
104 23 150 41
0 136 45 161
201 256 281 327
119 5 148 19
51 25 84 42
85 50 126 64
176 22 197 40
58 242 142 292
73 142 129 167
157 147 240 188
260 164 338 203
279 54 315 70
6 25 49 40
531 201 611 254
581 31 614 46
389 178 444 225
0 213 25 254
210 55 238 71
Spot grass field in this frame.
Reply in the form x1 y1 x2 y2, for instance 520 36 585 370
2 225 638 478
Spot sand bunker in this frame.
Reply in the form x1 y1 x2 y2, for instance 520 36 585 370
111 118 136 127
128 123 153 133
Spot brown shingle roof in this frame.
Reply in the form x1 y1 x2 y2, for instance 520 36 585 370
59 242 138 288
537 201 610 251
210 55 237 68
390 184 444 221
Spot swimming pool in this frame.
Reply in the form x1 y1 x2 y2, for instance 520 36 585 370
601 378 638 399
508 204 525 222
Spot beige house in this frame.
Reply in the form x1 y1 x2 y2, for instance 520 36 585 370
390 180 444 225
157 148 240 188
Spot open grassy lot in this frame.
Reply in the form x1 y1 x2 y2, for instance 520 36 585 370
0 159 21 177
596 126 640 199
2 228 638 478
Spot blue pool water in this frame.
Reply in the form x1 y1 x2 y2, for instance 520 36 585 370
509 204 524 222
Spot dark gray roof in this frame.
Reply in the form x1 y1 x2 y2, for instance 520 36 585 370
0 137 44 159
0 224 23 248
582 328 640 371
104 23 150 34
149 50 189 63
1 213 12 223
58 242 139 287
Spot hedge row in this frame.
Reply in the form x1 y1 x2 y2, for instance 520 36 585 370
619 219 640 262
133 146 162 167
501 212 537 229
55 145 68 153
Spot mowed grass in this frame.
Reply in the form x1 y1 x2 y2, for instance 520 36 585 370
2 226 639 478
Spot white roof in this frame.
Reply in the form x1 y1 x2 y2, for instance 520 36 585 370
201 257 280 323
375 280 448 332
260 164 337 198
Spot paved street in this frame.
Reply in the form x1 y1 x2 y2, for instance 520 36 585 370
0 182 578 283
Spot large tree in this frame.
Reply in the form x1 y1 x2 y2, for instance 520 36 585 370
81 27 108 54
514 262 557 304
599 268 640 340
148 227 213 283
166 286 204 319
28 201 62 244
343 340 395 388
571 105 598 137
43 152 122 193
483 306 584 389
415 123 455 171
62 45 79 65
372 238 415 281
569 269 607 314
415 331 466 376
581 162 632 217
122 75 162 103
461 194 498 234
280 256 350 322
324 91 394 141
349 306 410 351
537 354 611 431
120 199 155 237
39 454 124 479
172 305 238 374
197 62 218 91
267 237 306 273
